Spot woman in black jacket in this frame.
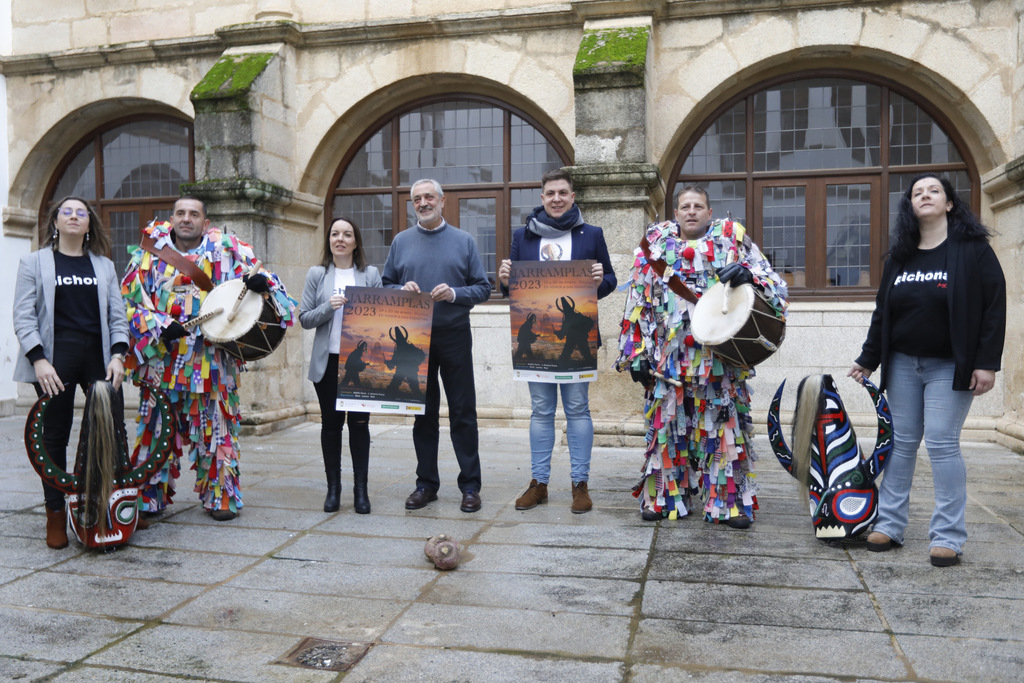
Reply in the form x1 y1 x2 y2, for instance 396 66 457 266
849 173 1005 567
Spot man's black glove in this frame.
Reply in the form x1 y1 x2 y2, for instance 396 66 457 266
161 321 188 342
243 272 270 293
718 263 753 288
629 358 654 386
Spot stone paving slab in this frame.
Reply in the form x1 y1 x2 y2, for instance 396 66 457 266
275 533 431 567
422 570 640 615
84 623 336 682
383 602 632 658
0 571 207 620
49 545 263 584
344 645 626 682
647 551 863 590
456 542 651 579
126 520 298 555
51 667 201 682
643 580 884 631
0 658 65 681
316 510 489 539
895 634 1024 683
875 591 1024 640
477 518 655 549
165 585 409 641
632 618 908 679
857 560 1024 598
629 667 880 683
0 605 142 660
226 556 435 600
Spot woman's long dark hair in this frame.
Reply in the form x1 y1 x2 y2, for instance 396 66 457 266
889 173 990 262
44 196 110 258
320 215 367 271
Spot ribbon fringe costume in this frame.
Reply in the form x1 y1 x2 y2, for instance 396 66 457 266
616 219 788 522
121 221 297 514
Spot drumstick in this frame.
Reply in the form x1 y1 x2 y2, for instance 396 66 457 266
182 307 224 329
227 260 263 323
653 372 683 387
721 250 737 316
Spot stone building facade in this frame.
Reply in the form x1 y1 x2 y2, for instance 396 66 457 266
1 0 1021 451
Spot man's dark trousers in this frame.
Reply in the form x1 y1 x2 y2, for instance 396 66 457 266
412 322 482 493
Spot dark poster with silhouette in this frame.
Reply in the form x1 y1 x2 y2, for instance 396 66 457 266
508 260 598 383
335 287 433 414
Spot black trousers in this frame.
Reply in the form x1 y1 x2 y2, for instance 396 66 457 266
313 354 370 480
412 323 482 493
33 330 106 511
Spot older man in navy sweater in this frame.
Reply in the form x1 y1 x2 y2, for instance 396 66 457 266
382 179 492 513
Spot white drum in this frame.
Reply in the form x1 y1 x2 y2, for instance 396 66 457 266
691 282 785 368
196 279 286 361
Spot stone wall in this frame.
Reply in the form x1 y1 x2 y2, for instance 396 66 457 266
2 0 1022 448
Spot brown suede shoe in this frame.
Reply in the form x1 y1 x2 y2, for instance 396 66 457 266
515 479 548 510
45 508 68 549
866 531 899 552
570 481 592 514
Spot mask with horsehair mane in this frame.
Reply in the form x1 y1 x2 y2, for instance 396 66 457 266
24 382 174 549
767 374 892 540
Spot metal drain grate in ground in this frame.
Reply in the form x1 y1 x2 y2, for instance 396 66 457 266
277 637 372 672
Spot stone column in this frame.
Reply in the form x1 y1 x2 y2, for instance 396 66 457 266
982 157 1024 453
567 21 662 445
184 44 310 432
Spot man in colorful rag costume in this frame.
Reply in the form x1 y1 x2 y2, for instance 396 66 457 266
616 185 788 525
121 197 297 520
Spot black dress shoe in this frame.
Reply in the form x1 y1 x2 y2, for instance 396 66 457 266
460 489 481 513
725 514 751 529
405 487 438 510
641 508 662 521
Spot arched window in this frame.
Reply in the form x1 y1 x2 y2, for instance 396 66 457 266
670 73 975 297
44 116 194 274
328 95 569 293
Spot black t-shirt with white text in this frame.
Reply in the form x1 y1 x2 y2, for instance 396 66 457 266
53 251 102 338
888 241 952 359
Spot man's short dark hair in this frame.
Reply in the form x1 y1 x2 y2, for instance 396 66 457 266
175 196 208 218
541 168 574 192
674 185 711 209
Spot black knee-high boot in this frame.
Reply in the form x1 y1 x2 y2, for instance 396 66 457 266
350 417 371 514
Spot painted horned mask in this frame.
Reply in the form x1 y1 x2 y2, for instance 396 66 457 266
767 374 892 539
25 383 173 549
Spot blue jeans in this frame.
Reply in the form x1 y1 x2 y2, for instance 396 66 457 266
874 352 973 554
528 381 593 484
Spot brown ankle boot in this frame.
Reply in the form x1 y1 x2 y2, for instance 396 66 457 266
45 508 69 549
570 481 592 514
515 479 548 510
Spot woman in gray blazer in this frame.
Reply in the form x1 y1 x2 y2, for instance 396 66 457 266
12 196 130 549
300 216 382 514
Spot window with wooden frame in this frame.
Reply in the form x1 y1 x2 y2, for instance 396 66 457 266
670 72 977 299
43 115 195 275
328 96 570 295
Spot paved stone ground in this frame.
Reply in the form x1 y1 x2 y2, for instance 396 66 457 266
1 413 1023 682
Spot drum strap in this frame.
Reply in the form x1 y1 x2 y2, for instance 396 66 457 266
140 234 215 292
640 236 698 304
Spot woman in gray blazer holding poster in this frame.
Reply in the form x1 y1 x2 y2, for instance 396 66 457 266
300 216 382 514
13 196 129 549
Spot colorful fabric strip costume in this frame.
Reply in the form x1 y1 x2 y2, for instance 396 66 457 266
616 219 788 522
121 221 297 514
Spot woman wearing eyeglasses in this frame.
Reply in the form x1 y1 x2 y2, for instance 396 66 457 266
12 196 130 549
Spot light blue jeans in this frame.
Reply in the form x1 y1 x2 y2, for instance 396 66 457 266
528 381 593 484
874 352 974 554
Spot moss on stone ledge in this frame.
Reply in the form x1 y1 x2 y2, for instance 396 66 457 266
573 26 650 76
191 53 274 104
